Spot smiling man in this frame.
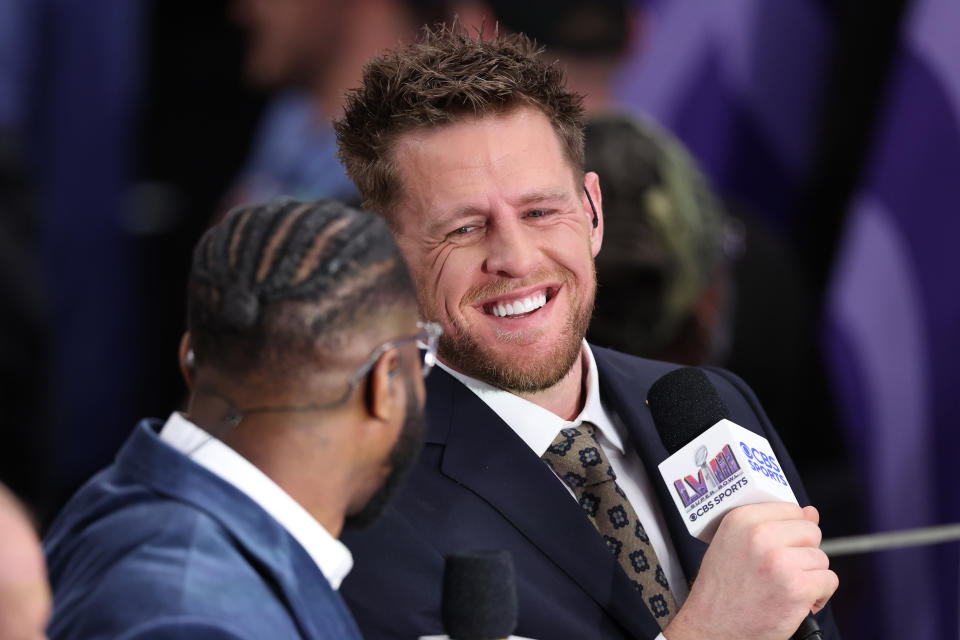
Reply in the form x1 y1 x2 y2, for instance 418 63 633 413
335 25 840 640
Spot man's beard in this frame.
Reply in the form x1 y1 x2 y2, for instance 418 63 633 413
439 265 596 393
344 375 426 530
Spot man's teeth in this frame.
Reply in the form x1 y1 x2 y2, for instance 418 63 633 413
491 293 548 318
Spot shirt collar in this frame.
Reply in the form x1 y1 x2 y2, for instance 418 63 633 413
158 412 353 589
437 340 626 456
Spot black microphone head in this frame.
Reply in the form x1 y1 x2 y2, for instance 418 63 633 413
647 367 730 454
441 549 517 640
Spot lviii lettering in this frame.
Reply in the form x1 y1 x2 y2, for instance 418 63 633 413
672 444 741 508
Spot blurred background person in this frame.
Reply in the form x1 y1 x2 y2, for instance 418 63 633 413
585 113 736 367
44 198 438 639
223 0 452 208
0 483 51 640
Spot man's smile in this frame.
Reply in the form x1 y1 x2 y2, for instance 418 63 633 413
476 286 557 319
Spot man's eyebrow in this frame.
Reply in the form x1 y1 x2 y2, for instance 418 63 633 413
516 190 570 205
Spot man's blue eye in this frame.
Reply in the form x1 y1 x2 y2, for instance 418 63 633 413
527 210 547 218
452 226 474 235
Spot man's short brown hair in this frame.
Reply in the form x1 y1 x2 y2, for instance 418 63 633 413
334 22 586 220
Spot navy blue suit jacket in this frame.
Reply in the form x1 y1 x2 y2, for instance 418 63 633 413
44 420 363 640
341 346 840 639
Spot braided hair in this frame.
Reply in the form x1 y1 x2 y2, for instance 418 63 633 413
187 198 416 375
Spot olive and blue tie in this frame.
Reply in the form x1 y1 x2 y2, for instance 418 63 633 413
541 423 677 628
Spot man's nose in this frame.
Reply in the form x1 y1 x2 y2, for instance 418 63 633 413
482 218 539 278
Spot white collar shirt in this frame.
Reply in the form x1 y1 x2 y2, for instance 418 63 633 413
158 412 353 590
437 341 689 613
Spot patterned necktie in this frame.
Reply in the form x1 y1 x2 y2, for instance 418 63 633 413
541 423 677 628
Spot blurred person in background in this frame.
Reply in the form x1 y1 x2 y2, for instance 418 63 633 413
0 483 51 640
585 113 739 366
224 0 452 207
44 198 438 639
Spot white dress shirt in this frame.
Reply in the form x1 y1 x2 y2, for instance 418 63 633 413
159 412 353 590
438 341 689 628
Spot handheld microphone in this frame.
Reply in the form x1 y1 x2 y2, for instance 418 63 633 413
440 550 518 640
647 367 798 541
646 367 822 640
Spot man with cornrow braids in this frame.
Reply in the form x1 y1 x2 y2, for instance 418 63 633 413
44 198 441 639
335 24 841 640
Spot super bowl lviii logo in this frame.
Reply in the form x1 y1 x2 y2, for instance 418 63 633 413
672 444 741 508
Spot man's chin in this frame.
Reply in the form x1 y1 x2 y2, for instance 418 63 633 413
441 339 582 394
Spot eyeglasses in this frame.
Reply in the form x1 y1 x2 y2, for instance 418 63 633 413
307 320 441 407
416 320 442 377
319 320 441 409
212 321 443 426
351 320 442 384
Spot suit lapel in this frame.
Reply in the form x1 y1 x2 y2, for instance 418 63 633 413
591 349 709 584
117 422 358 639
425 371 661 638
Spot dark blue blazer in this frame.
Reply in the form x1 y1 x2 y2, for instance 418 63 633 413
341 346 840 639
44 420 363 640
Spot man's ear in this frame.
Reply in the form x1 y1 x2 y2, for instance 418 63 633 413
178 332 195 389
584 171 604 257
367 347 401 422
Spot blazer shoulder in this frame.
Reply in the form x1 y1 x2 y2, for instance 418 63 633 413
590 343 676 374
52 498 242 590
589 344 771 428
48 490 298 637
